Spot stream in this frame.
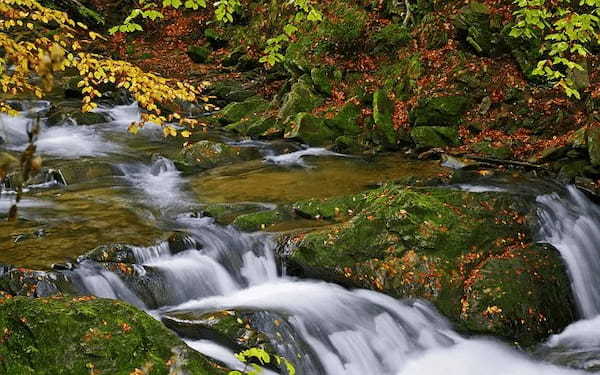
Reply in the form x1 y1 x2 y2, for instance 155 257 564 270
1 101 600 374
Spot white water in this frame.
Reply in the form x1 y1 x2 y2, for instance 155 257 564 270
0 101 119 158
264 147 349 167
537 185 600 318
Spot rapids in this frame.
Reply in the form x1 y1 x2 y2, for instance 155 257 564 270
1 101 598 374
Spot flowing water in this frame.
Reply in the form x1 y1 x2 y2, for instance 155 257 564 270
1 101 599 374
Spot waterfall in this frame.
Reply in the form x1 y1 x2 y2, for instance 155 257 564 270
537 185 600 318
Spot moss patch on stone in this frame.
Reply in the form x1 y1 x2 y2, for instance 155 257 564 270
0 296 224 374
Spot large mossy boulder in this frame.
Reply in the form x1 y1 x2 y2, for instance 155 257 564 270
219 97 270 124
0 296 224 374
175 140 260 172
283 185 576 345
409 95 471 127
410 126 460 149
285 113 337 146
278 80 323 123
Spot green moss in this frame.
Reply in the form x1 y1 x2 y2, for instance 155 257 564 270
287 185 576 345
278 80 323 123
233 210 288 231
410 126 460 149
175 141 260 172
371 23 412 53
285 113 336 146
0 296 223 374
187 45 211 64
220 97 270 124
409 95 471 127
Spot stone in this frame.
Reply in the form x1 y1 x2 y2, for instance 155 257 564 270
278 80 323 123
328 102 362 135
409 95 471 127
284 186 576 345
219 97 270 124
373 89 405 148
0 296 223 374
285 113 337 146
410 126 460 149
175 140 260 172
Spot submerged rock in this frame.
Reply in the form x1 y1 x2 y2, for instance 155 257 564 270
283 185 576 345
0 296 224 374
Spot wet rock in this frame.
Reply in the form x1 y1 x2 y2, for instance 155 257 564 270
175 140 261 172
284 185 576 345
46 103 107 126
410 126 460 149
0 267 77 297
278 79 323 123
0 296 224 374
187 45 211 64
409 95 471 127
48 159 117 185
83 244 139 264
219 97 270 124
285 113 337 147
206 80 255 106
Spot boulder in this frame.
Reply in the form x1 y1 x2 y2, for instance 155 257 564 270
175 140 260 172
373 89 407 148
278 79 323 123
283 186 576 345
409 95 471 126
327 102 362 135
410 126 460 149
219 97 270 124
285 113 337 146
453 2 505 56
0 296 223 374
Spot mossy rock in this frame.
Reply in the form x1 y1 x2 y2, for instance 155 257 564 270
175 140 260 172
219 97 270 124
233 210 288 231
285 113 337 146
453 2 505 56
409 95 471 127
285 185 576 345
472 141 513 160
310 67 340 96
187 45 211 64
327 102 362 135
278 80 323 123
0 152 19 176
372 89 407 149
0 296 224 374
206 81 255 105
410 126 460 150
47 104 107 126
